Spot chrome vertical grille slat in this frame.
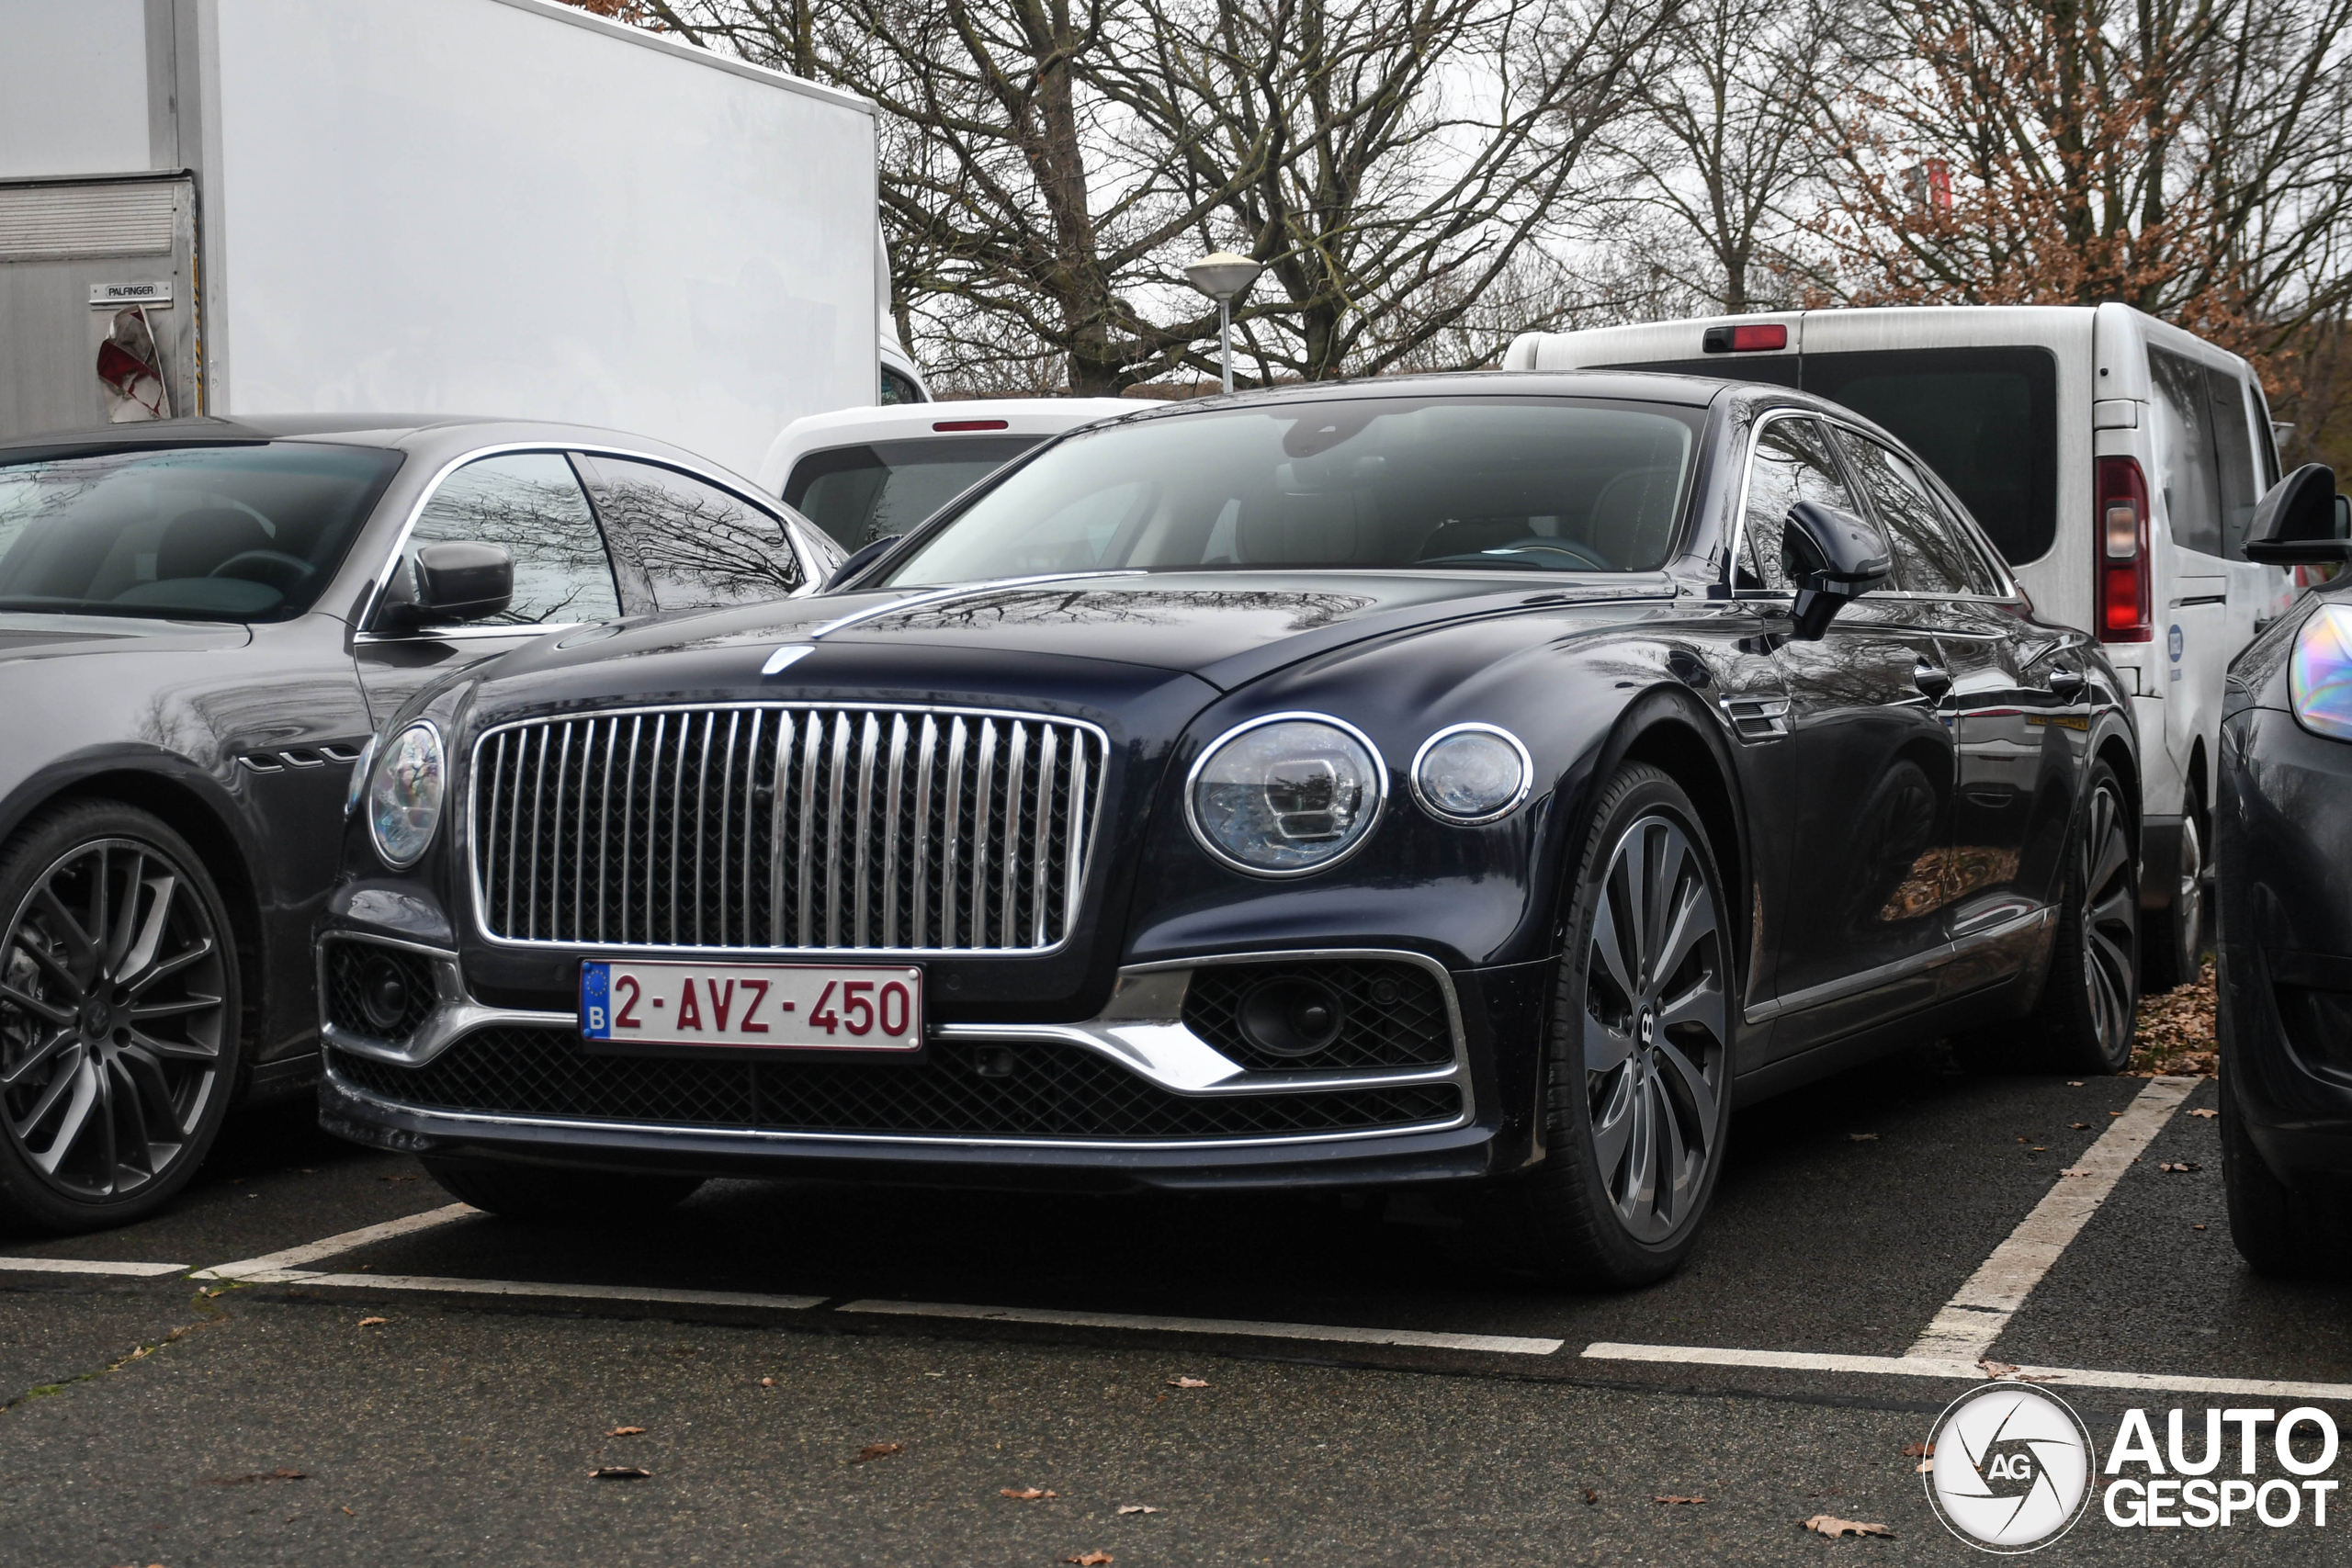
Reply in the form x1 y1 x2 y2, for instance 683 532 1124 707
472 705 1106 953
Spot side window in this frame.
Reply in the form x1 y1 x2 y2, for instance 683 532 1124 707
2148 346 2224 558
575 456 803 610
1829 427 1979 595
2202 367 2259 558
1740 416 1860 591
398 452 618 626
1898 455 2006 595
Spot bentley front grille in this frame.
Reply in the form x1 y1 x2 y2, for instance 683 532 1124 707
471 705 1106 952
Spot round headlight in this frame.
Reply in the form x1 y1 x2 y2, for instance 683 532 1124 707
368 722 446 868
1411 724 1532 823
1186 714 1385 876
2290 603 2352 741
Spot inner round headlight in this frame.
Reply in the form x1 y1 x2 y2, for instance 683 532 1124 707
1186 715 1385 875
1412 724 1532 823
368 721 446 868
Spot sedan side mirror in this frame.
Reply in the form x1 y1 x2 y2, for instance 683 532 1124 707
1782 501 1891 639
822 533 900 592
2245 463 2352 565
378 541 514 632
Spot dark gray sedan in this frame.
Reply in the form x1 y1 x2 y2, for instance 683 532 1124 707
0 415 839 1232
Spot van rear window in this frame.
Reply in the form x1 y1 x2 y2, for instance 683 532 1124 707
1601 344 2059 567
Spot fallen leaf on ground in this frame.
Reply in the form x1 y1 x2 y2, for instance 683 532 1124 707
1115 1504 1160 1515
377 1173 419 1182
1804 1514 1894 1538
854 1443 903 1463
1849 1133 1878 1142
2193 1224 2208 1230
2109 1110 2125 1116
206 1470 306 1485
1901 1442 1933 1459
2159 1161 2202 1173
342 1506 355 1516
2067 1080 2085 1086
1582 1489 1600 1506
1001 1487 1058 1501
1166 1376 1209 1389
588 1466 651 1480
2069 1122 2091 1129
1979 1359 2018 1378
356 1317 387 1328
2059 1168 2091 1178
1065 1553 1114 1566
759 1377 775 1387
2132 964 2218 1076
2188 1108 2218 1119
605 1426 646 1437
1654 1495 1707 1505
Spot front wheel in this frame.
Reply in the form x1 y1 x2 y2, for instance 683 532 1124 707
0 803 242 1234
1486 763 1735 1288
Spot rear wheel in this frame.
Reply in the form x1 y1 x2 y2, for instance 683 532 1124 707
0 804 241 1234
1486 764 1735 1287
2140 796 2208 994
2030 761 2141 1074
421 1156 705 1223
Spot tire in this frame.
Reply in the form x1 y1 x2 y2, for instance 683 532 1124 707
421 1156 705 1223
1484 763 1736 1287
2139 795 2208 995
2221 1063 2352 1280
2027 761 2142 1074
0 802 243 1234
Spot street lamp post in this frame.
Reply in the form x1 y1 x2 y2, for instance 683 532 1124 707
1183 251 1263 395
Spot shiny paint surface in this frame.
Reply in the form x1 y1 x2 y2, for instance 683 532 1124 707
0 415 823 1098
2214 577 2352 1173
319 374 2134 1187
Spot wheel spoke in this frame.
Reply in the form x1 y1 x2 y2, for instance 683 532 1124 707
2088 829 2130 900
0 980 74 1028
20 1056 95 1174
9 927 85 999
30 886 98 972
1589 1066 1637 1178
1 1023 79 1090
118 868 176 981
109 1054 164 1170
124 1025 217 1064
1657 975 1724 1039
1584 1010 1635 1074
1589 889 1638 1004
1645 827 1690 975
1653 1037 1719 1142
123 936 214 997
1653 877 1717 989
1617 837 1650 989
1657 1077 1690 1219
128 994 219 1024
105 849 146 972
1617 1070 1659 1224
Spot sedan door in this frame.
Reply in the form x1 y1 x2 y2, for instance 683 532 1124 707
352 450 629 724
1739 414 1958 1055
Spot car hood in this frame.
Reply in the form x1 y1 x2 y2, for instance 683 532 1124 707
0 613 253 662
485 571 1678 695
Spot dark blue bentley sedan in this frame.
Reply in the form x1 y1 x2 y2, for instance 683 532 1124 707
314 373 2138 1285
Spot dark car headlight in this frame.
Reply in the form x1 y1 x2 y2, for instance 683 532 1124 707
1411 723 1532 823
366 721 447 868
1186 713 1385 875
2290 603 2352 740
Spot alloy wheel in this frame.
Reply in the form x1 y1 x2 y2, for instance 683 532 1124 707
0 838 228 1201
2176 813 2205 976
2078 784 2139 1059
1582 812 1729 1245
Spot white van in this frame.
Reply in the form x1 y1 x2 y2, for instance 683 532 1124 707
1505 304 2298 989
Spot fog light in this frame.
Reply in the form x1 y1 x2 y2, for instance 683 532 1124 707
1238 976 1345 1058
357 953 414 1033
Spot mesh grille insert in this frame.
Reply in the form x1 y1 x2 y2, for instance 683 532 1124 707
330 1030 1459 1143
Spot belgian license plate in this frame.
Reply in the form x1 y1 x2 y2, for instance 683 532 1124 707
580 960 922 1052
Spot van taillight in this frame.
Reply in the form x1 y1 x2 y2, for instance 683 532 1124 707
1702 322 1787 353
2097 456 2152 642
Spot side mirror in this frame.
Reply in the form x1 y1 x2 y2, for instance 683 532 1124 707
2245 463 2352 564
1781 501 1891 639
379 542 514 632
822 533 900 592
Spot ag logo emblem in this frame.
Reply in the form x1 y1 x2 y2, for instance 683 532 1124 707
1923 1383 2094 1552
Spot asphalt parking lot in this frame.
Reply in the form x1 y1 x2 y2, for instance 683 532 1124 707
3 1040 2347 1566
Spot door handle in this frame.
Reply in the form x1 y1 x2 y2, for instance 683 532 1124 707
2047 665 2085 698
1913 660 1952 699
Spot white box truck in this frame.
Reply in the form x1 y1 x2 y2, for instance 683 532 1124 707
1506 304 2300 990
0 0 914 476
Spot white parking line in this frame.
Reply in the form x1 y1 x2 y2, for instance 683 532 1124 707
1581 1342 2352 1403
193 1202 479 1281
291 1273 827 1311
836 1298 1566 1356
1905 1075 2198 1361
0 1257 187 1278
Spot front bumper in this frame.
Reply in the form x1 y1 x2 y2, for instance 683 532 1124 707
313 925 1549 1192
2215 706 2352 1177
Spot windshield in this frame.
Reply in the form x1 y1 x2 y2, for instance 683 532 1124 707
0 443 401 622
881 397 1701 587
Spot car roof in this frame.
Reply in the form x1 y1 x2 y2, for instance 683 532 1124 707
754 398 1137 495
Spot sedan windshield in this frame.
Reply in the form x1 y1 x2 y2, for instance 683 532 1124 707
882 396 1700 587
0 443 401 622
